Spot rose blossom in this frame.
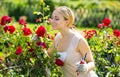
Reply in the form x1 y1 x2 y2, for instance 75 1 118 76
22 27 32 36
102 18 111 26
7 25 15 34
0 15 12 25
36 41 47 48
36 26 46 37
18 18 27 27
3 25 15 34
3 25 8 33
113 29 120 37
55 58 64 66
15 46 23 55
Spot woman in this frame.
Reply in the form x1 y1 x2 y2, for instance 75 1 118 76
47 6 98 77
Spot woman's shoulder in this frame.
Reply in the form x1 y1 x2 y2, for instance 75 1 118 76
74 31 84 40
54 32 61 42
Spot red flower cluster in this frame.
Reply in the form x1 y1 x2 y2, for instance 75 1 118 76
15 46 23 55
98 18 111 29
102 18 111 26
36 26 46 37
19 18 27 27
84 30 97 39
55 58 64 66
0 15 12 25
36 41 47 48
113 30 120 37
3 25 15 34
22 27 32 36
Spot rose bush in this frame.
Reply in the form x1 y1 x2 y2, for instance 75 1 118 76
0 1 63 76
0 14 62 77
84 18 120 77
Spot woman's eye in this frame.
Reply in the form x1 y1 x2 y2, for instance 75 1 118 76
50 17 59 21
55 18 59 20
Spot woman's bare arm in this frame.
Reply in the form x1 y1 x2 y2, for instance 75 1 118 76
78 38 95 71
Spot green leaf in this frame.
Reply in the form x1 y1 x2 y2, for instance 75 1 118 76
33 11 43 15
115 55 120 63
108 49 113 53
0 52 3 56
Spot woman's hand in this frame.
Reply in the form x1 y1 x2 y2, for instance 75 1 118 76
77 63 88 73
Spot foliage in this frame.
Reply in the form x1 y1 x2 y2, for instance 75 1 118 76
84 18 120 77
1 0 120 29
0 2 62 77
73 1 120 29
1 0 55 23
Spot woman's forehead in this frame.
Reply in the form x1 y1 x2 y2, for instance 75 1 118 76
52 10 62 17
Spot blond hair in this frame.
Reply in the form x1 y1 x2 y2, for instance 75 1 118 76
55 6 75 27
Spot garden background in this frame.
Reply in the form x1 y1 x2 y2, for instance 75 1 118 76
0 0 120 77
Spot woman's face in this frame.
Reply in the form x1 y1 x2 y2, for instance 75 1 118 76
50 10 68 30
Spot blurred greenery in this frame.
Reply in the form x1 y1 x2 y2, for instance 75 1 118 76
0 0 120 29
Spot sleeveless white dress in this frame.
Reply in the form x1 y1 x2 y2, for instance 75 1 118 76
54 32 98 77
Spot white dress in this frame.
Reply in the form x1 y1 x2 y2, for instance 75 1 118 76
54 32 98 77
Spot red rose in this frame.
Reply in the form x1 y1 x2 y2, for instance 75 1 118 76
36 41 42 46
91 30 97 34
15 46 23 55
3 25 8 33
55 58 64 66
7 25 15 34
41 42 47 48
36 41 47 48
18 18 27 27
0 15 12 25
113 30 120 37
102 18 111 26
36 26 46 37
22 27 32 36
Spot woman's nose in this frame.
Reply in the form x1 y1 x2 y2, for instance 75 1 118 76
49 18 55 24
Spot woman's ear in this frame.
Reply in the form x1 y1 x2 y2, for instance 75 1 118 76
66 20 69 26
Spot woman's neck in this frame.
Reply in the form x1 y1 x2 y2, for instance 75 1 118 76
59 28 74 39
